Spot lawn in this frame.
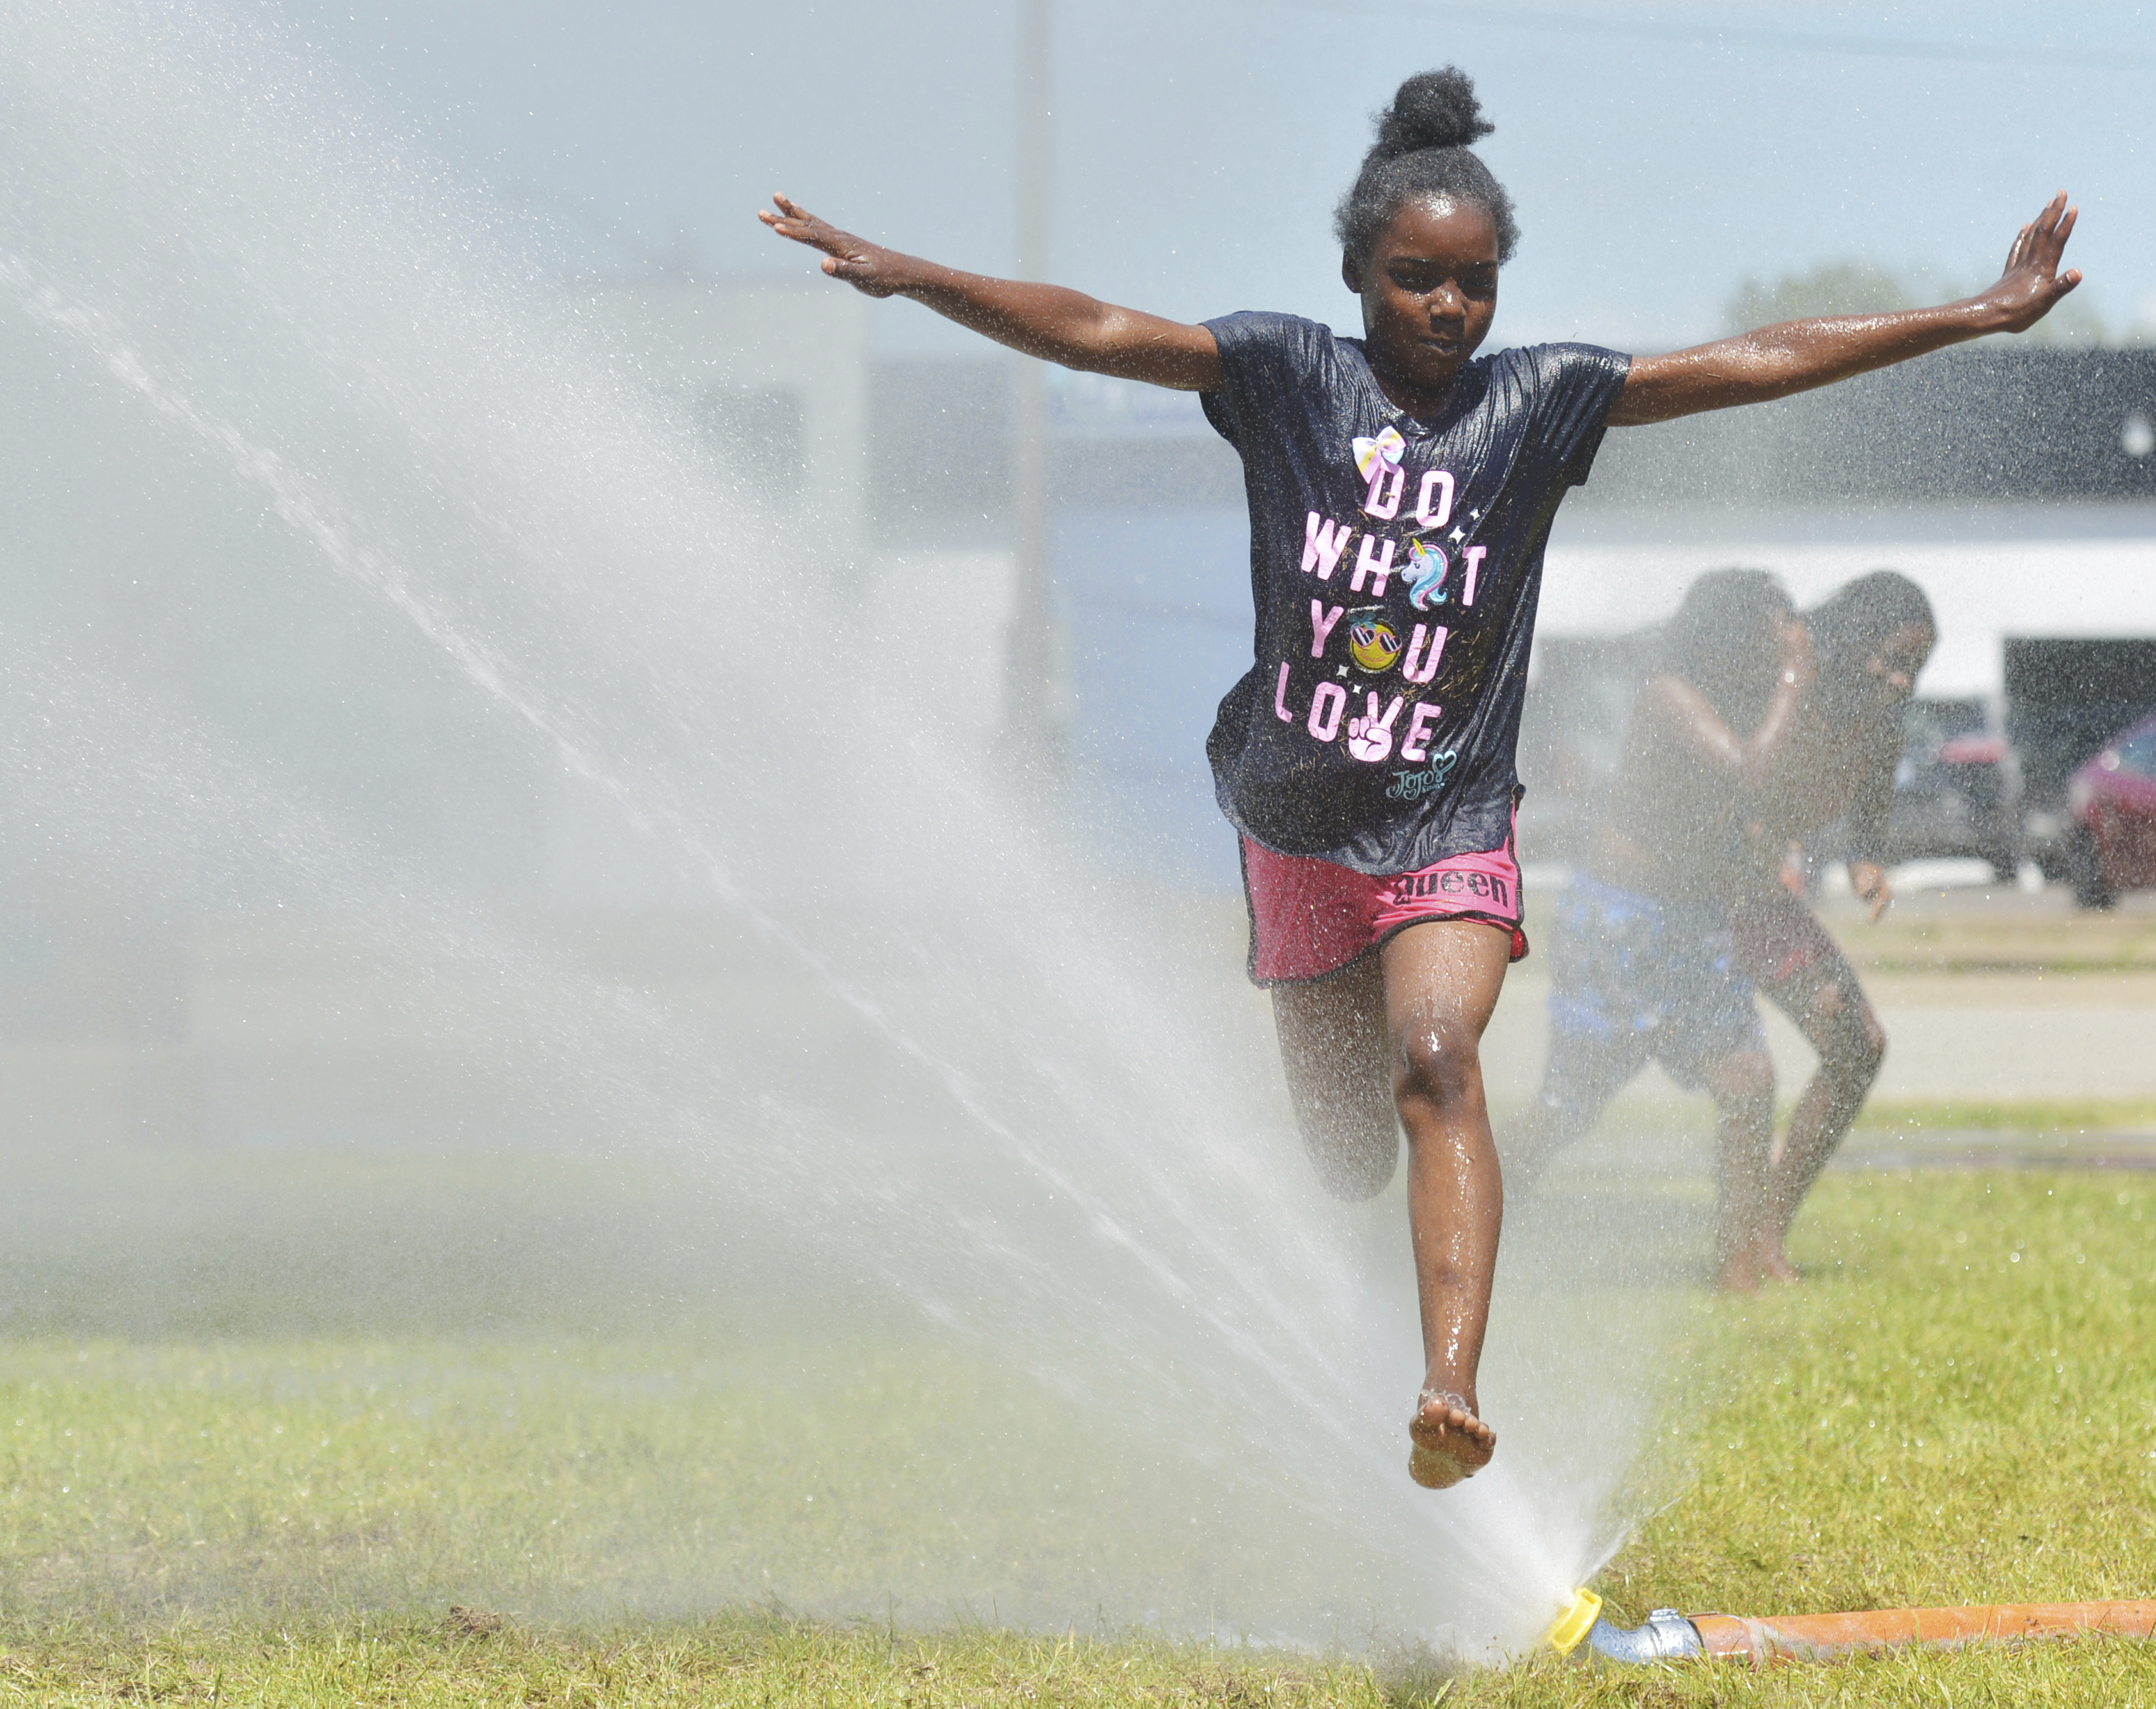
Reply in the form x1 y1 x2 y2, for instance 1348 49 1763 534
3 1169 2155 1704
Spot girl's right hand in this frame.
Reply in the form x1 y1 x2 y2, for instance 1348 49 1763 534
757 194 909 297
753 194 1220 390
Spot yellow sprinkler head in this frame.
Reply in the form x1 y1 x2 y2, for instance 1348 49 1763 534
1546 1588 1603 1656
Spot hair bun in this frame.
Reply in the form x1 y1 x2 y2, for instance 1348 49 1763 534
1373 68 1493 158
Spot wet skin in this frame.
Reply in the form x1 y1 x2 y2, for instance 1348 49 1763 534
1754 619 1936 1282
1340 199 1499 416
1839 621 1937 918
1270 918 1507 1488
759 182 2079 1485
758 189 2082 417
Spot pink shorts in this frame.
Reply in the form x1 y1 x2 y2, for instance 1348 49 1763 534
1241 830 1528 986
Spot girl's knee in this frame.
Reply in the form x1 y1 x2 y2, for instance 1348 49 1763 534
1392 1026 1483 1112
1811 984 1886 1080
1804 975 1880 1045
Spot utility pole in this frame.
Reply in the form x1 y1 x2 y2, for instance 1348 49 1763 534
1002 0 1069 782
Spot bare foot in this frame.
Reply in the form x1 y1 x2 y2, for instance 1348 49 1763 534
1756 1237 1801 1285
1408 1389 1495 1489
1716 1250 1763 1293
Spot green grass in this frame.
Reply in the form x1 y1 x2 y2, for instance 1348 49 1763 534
1649 1173 2156 1606
5 1172 2156 1703
1823 903 2156 975
0 1334 1336 1637
6 1617 1401 1706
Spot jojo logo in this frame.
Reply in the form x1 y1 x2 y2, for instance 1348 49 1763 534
1384 751 1460 801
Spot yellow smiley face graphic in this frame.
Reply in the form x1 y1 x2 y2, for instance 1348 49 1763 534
1346 611 1403 673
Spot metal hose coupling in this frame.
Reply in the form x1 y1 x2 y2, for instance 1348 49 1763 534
1553 1591 2156 1664
1545 1589 1703 1662
1586 1608 1705 1662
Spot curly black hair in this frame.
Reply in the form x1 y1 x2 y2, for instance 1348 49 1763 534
1804 570 1937 720
1333 68 1520 265
1806 571 1937 671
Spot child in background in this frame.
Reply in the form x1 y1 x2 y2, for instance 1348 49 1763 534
1740 573 1936 1279
1506 570 1809 1290
1511 572 1935 1291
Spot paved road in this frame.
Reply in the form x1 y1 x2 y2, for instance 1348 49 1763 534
1804 970 2156 1104
1481 887 2156 1112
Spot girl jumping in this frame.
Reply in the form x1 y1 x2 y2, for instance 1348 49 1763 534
760 66 2081 1489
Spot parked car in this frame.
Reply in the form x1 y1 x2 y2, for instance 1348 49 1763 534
2006 637 2156 879
2065 714 2156 907
1880 698 2022 882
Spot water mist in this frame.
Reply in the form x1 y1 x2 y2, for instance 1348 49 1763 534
0 0 1717 1656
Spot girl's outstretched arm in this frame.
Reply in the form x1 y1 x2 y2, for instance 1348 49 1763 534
1608 193 2082 427
758 194 1220 391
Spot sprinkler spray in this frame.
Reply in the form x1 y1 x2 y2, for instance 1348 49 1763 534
1546 1589 2156 1665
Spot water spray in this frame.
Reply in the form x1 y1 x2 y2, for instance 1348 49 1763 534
1548 1588 2156 1664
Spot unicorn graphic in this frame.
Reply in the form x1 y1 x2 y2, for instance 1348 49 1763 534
1406 537 1449 611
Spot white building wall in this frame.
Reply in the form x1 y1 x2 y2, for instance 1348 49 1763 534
1541 503 2156 700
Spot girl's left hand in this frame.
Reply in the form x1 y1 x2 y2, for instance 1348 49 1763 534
1976 192 2082 333
1849 860 1893 923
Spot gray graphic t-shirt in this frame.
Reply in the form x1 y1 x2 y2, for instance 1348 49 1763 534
1201 311 1630 874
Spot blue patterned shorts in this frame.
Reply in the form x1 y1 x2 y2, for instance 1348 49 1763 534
1541 873 1765 1102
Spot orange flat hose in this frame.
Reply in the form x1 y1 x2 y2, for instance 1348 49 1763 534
1690 1600 2156 1664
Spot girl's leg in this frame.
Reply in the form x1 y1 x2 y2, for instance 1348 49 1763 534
1703 1048 1777 1291
1378 918 1513 1488
1761 981 1882 1278
1738 894 1886 1280
1270 955 1399 1200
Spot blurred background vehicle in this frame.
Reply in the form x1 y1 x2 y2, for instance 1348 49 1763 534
2008 638 2156 899
2065 714 2156 908
1881 697 2022 883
